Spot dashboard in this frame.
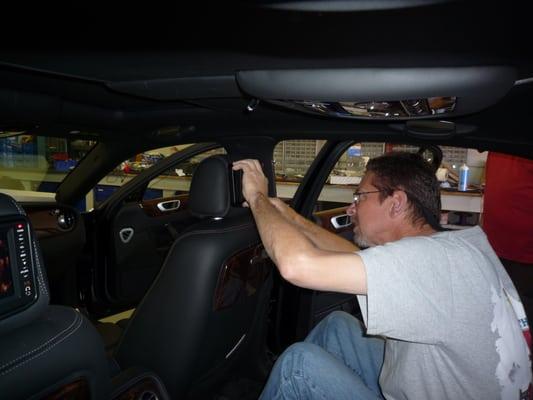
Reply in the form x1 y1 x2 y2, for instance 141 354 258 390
21 203 87 305
24 204 78 239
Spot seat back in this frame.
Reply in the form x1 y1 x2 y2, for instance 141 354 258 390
0 193 110 400
114 155 273 399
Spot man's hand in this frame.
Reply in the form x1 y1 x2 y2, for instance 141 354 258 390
232 159 269 207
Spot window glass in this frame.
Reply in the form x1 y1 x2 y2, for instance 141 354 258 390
92 144 226 205
142 147 226 200
0 134 96 194
317 142 381 211
317 142 487 213
273 140 325 200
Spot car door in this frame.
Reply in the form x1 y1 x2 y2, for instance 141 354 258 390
282 140 361 345
89 143 224 311
267 139 360 351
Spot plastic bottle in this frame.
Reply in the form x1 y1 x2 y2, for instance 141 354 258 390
458 163 469 191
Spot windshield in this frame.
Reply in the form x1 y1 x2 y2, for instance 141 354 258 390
0 135 96 196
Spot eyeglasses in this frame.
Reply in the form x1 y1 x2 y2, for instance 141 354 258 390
352 190 386 205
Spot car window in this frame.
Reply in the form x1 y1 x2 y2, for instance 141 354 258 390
91 145 226 206
0 133 96 196
273 140 325 200
315 142 487 225
142 147 226 200
314 143 386 211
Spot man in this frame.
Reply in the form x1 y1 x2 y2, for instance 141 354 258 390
233 152 531 400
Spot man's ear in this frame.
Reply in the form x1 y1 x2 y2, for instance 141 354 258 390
389 190 408 218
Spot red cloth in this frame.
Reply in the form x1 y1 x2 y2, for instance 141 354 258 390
483 152 533 263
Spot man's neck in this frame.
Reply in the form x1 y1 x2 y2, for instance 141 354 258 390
403 223 436 239
387 222 437 243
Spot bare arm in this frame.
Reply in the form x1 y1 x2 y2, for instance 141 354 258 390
233 159 367 295
269 197 359 253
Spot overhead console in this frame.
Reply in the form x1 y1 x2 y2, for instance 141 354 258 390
0 217 38 319
236 66 517 120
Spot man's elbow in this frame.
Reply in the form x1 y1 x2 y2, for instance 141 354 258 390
276 253 310 285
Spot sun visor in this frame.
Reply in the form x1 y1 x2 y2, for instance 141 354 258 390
236 66 517 120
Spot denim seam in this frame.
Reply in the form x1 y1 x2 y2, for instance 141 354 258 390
280 372 329 400
325 314 364 378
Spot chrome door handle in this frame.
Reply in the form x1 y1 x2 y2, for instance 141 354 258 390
330 214 352 229
157 200 181 212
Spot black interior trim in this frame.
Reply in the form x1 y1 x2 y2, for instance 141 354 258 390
107 76 242 100
237 67 517 117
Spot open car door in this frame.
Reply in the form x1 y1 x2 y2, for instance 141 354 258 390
89 143 224 312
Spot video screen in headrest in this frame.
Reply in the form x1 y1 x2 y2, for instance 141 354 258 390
0 229 14 300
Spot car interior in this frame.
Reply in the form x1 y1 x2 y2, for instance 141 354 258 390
0 1 532 399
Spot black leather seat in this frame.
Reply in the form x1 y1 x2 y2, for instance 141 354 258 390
0 193 110 400
110 155 273 399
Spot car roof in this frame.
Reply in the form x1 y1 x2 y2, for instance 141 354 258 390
1 1 532 158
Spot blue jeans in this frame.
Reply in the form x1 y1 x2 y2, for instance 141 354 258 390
259 311 385 400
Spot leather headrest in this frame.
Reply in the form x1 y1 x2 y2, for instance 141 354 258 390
0 193 49 334
188 155 235 218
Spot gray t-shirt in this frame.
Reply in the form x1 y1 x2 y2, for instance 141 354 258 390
357 226 531 400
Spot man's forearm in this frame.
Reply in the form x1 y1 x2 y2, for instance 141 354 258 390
232 159 366 294
248 194 317 277
276 202 359 253
249 194 367 294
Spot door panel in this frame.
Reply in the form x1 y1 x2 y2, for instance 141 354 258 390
140 194 189 217
273 141 363 348
312 206 353 241
22 203 86 306
305 205 359 334
109 195 196 303
97 145 225 308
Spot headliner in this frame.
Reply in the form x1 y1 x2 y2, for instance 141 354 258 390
0 1 531 157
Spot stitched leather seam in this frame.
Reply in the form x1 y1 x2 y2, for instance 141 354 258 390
0 312 83 376
0 311 81 373
0 315 83 377
6 196 26 216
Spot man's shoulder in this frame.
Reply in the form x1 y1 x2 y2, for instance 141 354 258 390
432 226 486 244
358 226 489 263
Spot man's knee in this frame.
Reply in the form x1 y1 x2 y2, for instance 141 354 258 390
322 310 365 336
263 342 351 399
275 342 324 378
325 310 360 324
279 342 318 365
